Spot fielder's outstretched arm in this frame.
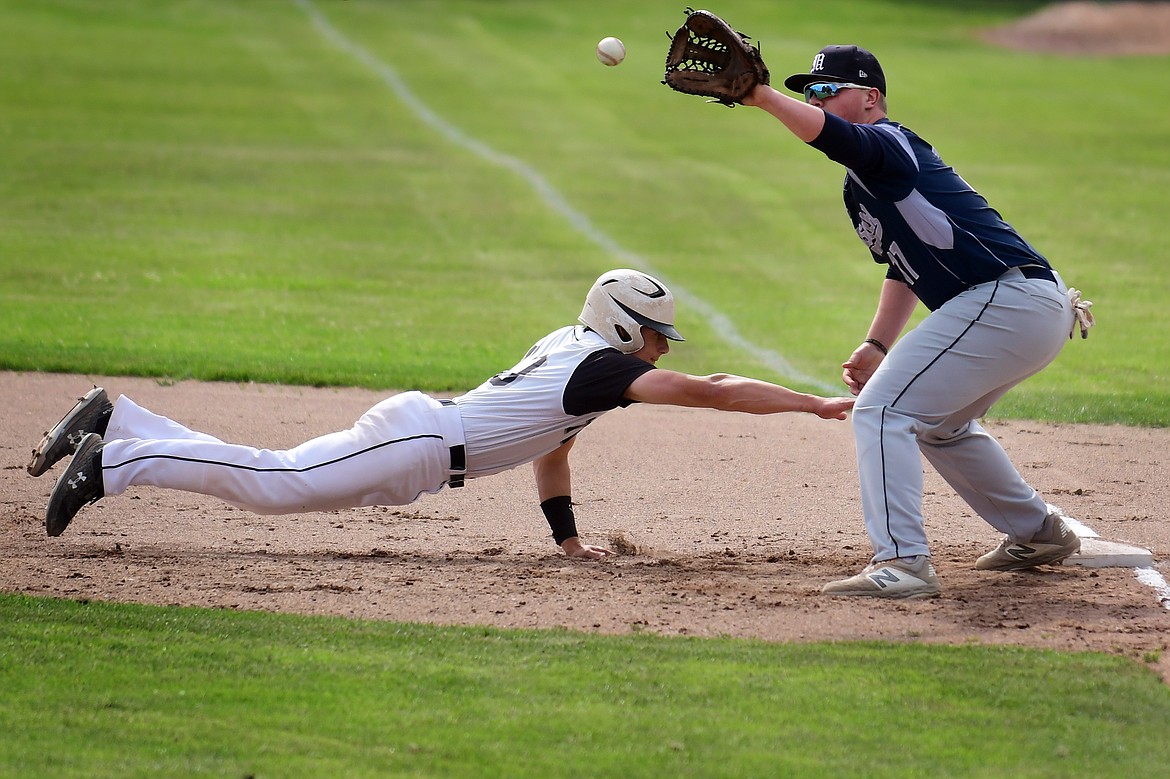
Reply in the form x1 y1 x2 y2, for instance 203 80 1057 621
741 84 827 142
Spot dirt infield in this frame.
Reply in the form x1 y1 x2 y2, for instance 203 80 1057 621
983 1 1170 56
6 2 1170 673
2 372 1168 681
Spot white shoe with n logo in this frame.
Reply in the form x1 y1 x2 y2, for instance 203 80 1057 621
976 508 1081 571
822 556 941 599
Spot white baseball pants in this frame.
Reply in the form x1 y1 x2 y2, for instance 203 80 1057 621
852 268 1075 561
100 391 466 514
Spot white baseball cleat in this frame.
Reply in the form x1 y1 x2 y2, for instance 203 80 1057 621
821 556 941 599
975 508 1081 571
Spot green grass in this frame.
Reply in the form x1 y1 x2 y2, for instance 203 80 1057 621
1 0 1166 421
3 594 1168 778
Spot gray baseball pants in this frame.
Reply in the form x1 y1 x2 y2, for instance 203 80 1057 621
852 267 1075 561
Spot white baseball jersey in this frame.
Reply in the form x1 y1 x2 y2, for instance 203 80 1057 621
99 325 653 515
454 325 653 477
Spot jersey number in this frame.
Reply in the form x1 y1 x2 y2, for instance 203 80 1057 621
488 354 588 446
887 241 920 284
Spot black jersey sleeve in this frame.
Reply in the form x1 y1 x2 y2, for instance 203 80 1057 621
562 349 656 416
811 114 916 198
809 110 882 171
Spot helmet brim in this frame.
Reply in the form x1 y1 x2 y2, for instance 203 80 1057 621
615 298 684 342
648 322 685 342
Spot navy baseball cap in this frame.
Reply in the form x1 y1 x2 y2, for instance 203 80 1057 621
784 45 886 95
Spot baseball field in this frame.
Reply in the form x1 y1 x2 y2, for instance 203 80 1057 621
2 0 1169 776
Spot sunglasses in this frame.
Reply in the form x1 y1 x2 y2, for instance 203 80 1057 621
802 82 871 102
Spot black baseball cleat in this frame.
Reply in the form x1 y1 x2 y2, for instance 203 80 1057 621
45 433 106 537
27 387 113 477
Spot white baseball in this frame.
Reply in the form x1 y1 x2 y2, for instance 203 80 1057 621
596 36 625 67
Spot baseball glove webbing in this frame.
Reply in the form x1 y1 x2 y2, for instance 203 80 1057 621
663 8 770 107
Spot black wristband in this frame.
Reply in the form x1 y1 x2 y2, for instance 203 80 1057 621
540 496 578 545
864 338 889 355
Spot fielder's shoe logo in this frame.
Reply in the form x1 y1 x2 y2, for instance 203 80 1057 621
67 472 88 491
866 567 902 590
1007 544 1036 561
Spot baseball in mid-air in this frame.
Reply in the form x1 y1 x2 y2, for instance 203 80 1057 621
596 36 626 66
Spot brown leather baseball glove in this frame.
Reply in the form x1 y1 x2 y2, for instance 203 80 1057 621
663 8 770 107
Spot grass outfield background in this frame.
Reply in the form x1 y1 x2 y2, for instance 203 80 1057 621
5 594 1170 778
2 1 1169 776
2 0 1167 423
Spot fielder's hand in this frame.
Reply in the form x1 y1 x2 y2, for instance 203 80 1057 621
561 537 613 560
842 341 887 395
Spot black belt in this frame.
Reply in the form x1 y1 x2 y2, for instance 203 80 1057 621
1019 265 1057 284
439 399 466 488
448 445 466 488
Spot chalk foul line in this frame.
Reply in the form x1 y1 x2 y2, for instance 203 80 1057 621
297 0 1167 609
292 0 834 393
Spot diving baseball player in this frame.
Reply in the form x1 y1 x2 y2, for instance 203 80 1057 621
741 45 1095 597
30 269 855 558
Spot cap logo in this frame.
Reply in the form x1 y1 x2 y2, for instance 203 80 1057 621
811 53 825 72
859 69 868 78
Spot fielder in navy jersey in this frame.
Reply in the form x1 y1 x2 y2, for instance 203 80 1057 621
743 45 1094 598
31 269 854 560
